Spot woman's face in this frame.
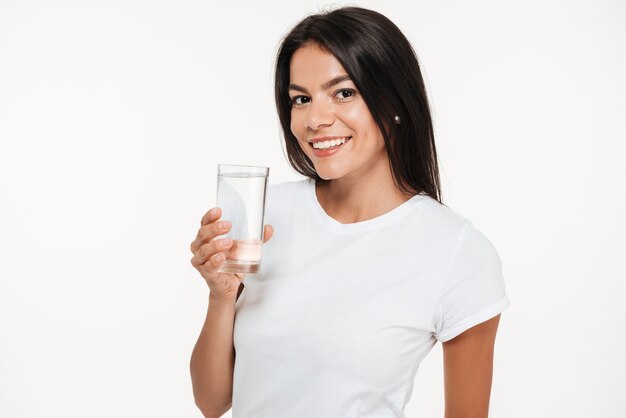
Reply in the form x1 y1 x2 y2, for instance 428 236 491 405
288 43 388 182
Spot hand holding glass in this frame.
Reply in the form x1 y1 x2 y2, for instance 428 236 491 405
215 164 269 275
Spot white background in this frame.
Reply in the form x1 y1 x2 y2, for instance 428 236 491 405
1 0 624 417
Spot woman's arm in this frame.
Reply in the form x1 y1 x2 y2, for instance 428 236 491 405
442 314 502 418
190 293 238 418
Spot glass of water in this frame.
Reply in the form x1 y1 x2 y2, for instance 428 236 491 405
215 164 269 275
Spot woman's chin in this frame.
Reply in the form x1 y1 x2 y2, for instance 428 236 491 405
310 159 349 181
311 165 333 178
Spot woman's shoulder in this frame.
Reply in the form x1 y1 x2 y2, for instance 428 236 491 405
409 195 502 255
414 195 473 231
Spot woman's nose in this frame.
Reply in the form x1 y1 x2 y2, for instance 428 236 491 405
304 99 334 130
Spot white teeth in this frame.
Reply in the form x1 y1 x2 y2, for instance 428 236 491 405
312 137 349 149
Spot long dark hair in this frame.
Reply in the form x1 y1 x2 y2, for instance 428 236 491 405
274 6 443 204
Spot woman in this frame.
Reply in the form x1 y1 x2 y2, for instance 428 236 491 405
190 6 509 418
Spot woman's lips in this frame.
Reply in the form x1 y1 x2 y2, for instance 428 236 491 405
310 137 351 158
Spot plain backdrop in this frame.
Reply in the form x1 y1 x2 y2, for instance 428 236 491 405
1 0 625 417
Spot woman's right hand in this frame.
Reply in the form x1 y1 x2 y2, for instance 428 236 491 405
190 207 274 301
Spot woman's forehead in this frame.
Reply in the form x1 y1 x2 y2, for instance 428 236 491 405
289 44 350 84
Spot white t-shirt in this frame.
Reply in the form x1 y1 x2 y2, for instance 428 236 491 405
231 178 510 418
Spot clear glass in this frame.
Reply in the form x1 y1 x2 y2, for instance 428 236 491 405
215 164 269 275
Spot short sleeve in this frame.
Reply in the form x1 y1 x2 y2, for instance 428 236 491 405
434 223 510 342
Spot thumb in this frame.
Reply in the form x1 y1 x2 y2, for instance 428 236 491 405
263 224 274 243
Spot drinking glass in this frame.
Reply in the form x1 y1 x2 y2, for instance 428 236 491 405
215 164 269 275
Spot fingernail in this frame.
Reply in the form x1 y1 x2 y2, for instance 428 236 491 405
209 208 217 216
220 221 231 229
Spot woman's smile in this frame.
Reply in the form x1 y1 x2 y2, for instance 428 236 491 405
309 136 351 156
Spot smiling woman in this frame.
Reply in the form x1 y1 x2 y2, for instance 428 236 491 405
288 44 387 182
189 6 510 418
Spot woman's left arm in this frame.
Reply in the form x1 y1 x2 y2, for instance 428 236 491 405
441 314 502 418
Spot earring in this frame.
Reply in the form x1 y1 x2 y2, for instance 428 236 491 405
393 115 401 125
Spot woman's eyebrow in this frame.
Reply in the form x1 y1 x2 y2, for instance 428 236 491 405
288 75 352 93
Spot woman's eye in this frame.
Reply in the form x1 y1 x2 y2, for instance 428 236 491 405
336 89 355 100
290 96 310 106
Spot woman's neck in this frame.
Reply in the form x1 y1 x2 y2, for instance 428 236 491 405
315 160 414 224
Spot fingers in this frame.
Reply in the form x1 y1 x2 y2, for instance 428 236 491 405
195 218 231 244
192 209 230 252
191 208 274 275
200 206 221 227
190 236 234 272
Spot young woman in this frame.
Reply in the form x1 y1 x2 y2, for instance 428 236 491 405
190 6 509 418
